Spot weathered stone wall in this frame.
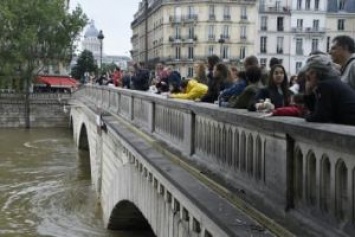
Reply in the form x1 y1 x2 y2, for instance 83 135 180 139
0 93 70 128
72 85 355 237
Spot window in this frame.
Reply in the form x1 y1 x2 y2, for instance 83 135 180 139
209 5 215 19
175 26 181 39
187 6 195 18
188 46 194 59
188 67 194 77
175 46 181 59
296 62 303 73
207 25 215 40
240 26 247 39
277 37 284 54
188 26 194 39
297 0 302 10
208 45 214 56
296 38 303 55
241 6 247 20
315 0 320 10
306 0 311 10
221 45 229 59
174 6 181 21
260 58 267 67
240 46 246 59
276 1 281 11
311 39 319 52
261 16 268 31
224 6 231 20
297 19 303 30
277 17 284 31
222 25 230 39
313 20 319 31
338 0 346 10
327 36 331 52
208 25 215 39
260 36 267 53
338 19 345 30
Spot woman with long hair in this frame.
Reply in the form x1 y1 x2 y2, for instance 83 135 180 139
250 64 290 111
200 63 228 103
194 63 207 84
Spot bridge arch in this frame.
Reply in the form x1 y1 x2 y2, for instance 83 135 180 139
107 200 154 233
78 123 89 151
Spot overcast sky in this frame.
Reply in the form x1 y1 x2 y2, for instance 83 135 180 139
70 0 141 57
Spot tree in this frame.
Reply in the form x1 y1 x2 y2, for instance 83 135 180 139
0 0 88 128
71 50 98 80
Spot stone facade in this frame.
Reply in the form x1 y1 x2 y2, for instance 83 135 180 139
72 85 355 237
0 94 70 128
131 0 258 75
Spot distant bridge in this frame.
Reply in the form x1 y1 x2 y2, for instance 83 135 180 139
70 85 355 237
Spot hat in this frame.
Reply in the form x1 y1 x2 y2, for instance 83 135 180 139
298 54 333 75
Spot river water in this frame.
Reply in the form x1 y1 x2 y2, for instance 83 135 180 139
0 128 153 237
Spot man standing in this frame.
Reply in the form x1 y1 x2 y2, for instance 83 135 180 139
329 35 355 90
131 62 150 91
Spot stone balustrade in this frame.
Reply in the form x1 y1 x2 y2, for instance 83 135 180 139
75 85 355 236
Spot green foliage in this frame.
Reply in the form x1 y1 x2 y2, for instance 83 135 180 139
71 50 98 80
101 63 118 74
0 0 88 90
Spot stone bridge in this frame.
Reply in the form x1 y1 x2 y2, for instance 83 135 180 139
70 85 355 237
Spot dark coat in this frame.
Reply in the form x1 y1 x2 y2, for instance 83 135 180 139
249 86 290 111
131 69 150 91
305 79 355 125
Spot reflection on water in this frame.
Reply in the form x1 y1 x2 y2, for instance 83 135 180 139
0 128 152 237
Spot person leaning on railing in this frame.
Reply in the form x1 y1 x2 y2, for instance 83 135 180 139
168 78 208 100
301 54 355 125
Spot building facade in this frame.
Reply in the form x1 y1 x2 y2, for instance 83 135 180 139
257 0 355 76
326 0 355 52
131 0 258 77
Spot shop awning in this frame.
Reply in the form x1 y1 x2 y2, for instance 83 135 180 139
36 76 79 88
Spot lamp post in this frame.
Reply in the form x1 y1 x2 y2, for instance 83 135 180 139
97 30 104 72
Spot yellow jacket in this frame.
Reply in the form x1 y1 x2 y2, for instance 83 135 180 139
170 79 208 100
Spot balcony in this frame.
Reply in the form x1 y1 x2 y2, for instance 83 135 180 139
182 14 198 23
259 5 291 14
277 26 284 32
207 35 216 42
240 35 247 41
296 49 304 55
208 14 216 21
260 49 267 54
185 35 198 43
169 16 182 24
223 15 231 21
169 36 182 44
260 26 267 31
240 15 248 21
291 27 326 33
277 48 284 54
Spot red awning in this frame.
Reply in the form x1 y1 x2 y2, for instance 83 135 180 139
36 76 79 88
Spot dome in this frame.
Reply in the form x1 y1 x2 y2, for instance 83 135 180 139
84 21 99 38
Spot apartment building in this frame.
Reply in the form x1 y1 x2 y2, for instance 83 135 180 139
326 0 355 52
257 0 328 75
131 0 257 77
257 0 292 72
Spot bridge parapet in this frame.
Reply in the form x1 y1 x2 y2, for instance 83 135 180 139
74 85 355 236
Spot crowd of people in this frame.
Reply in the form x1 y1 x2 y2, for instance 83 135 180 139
92 35 355 126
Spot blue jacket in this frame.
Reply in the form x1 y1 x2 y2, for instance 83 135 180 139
219 79 247 100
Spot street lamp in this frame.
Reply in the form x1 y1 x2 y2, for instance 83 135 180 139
97 30 104 71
